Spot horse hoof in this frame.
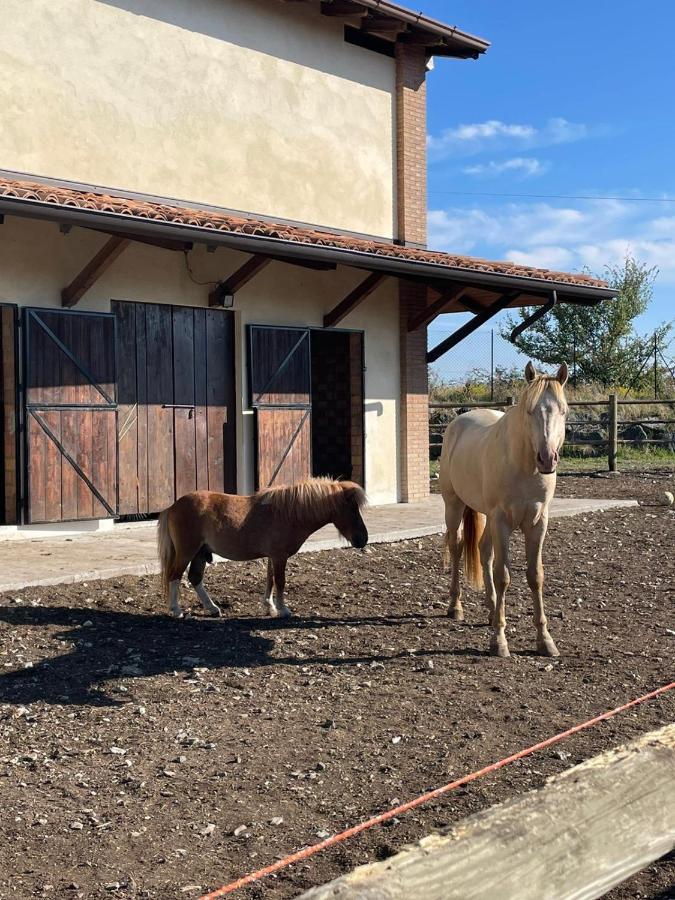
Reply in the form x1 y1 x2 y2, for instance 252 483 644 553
490 638 511 658
206 607 222 618
448 607 464 622
170 609 184 619
279 606 293 619
538 640 560 658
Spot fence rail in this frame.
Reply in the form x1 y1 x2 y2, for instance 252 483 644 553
430 396 675 472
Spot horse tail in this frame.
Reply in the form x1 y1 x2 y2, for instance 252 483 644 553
462 507 485 591
157 509 175 601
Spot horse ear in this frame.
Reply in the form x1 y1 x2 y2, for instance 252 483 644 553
556 362 569 386
525 361 537 382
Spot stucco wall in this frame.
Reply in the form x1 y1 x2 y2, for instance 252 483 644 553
0 0 396 238
0 216 400 506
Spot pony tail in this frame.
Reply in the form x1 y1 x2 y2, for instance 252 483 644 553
157 509 175 601
462 507 485 591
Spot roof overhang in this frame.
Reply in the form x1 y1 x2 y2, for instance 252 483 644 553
0 189 615 308
313 0 491 59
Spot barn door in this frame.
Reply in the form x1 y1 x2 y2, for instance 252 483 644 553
0 305 19 524
113 301 235 515
249 325 312 489
24 309 117 523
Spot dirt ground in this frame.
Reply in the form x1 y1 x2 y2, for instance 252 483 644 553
1 472 674 900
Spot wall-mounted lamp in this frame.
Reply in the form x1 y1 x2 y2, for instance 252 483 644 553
208 281 235 308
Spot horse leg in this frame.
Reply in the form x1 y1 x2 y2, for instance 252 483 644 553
168 555 192 619
479 527 496 626
523 516 559 657
443 495 465 621
269 558 292 619
187 548 221 618
263 558 275 616
489 511 511 658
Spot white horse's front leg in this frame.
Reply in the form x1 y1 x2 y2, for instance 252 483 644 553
479 528 496 626
489 512 512 658
523 515 559 657
443 496 465 621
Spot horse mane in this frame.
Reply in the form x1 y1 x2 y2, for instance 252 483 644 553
518 375 568 414
258 477 366 521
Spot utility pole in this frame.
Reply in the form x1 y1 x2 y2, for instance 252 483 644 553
654 333 658 399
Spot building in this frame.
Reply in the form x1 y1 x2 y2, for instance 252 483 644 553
0 0 614 532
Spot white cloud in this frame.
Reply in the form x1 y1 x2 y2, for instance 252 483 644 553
428 117 600 161
428 199 675 285
463 157 549 178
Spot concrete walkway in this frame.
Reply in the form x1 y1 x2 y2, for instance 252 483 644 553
0 495 637 593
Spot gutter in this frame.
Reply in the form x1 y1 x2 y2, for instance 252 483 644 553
0 195 615 305
357 1 490 54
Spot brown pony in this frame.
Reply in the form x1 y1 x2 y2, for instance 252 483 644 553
157 478 368 618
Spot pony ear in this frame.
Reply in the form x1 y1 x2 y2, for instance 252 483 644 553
525 361 537 382
556 362 569 386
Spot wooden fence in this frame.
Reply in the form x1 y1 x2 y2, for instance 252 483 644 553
430 396 675 472
299 724 675 900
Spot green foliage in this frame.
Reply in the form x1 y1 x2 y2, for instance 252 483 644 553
502 255 670 389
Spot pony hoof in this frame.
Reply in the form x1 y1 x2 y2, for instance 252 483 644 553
278 606 293 619
170 609 184 619
206 606 222 618
448 607 465 622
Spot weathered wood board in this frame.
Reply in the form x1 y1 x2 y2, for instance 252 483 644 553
299 724 675 900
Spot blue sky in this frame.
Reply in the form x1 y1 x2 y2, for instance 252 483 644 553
421 0 674 352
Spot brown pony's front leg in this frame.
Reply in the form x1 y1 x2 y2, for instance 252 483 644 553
267 558 292 618
262 558 275 616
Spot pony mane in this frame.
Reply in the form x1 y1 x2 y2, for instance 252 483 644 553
519 375 568 414
259 477 366 521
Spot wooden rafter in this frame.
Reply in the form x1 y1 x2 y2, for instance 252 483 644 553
426 290 520 364
362 14 407 34
324 272 387 328
320 0 368 16
407 284 468 332
61 235 130 308
209 254 271 307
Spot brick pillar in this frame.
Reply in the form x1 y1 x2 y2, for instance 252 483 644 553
396 44 429 502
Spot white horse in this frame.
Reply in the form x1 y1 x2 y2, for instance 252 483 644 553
439 362 569 658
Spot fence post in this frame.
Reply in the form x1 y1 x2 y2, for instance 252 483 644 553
506 395 515 407
608 393 618 472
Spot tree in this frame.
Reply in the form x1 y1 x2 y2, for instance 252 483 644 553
502 255 668 388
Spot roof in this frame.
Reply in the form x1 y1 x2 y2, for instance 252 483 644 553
0 174 612 307
314 0 490 59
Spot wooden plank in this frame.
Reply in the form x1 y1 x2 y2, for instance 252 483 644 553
43 411 63 523
324 273 387 328
135 303 149 514
60 410 79 521
1 307 17 524
257 407 311 488
173 306 197 498
27 413 46 524
221 311 237 493
193 309 209 492
300 724 675 900
61 236 130 307
113 301 139 515
91 409 107 518
205 310 227 491
76 410 94 520
349 332 365 486
145 304 174 511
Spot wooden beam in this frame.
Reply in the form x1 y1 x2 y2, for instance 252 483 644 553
92 228 193 253
320 0 368 16
324 272 387 328
407 284 468 332
300 723 675 900
209 254 271 307
426 290 519 363
61 235 130 307
361 14 407 34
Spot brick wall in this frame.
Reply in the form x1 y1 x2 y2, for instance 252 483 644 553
396 45 429 502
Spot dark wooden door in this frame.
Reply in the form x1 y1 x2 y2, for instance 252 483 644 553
24 309 118 523
249 325 312 488
0 305 19 524
114 301 235 515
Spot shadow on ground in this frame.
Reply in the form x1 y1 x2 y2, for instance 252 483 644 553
0 606 488 706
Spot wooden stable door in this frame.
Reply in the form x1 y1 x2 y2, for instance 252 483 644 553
24 309 118 523
113 301 235 515
249 326 312 489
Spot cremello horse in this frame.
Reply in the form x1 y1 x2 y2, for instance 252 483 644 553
439 362 569 658
158 478 368 619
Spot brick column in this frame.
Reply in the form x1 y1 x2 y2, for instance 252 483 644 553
396 44 429 502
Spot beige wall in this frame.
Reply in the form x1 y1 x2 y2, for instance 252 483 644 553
0 216 400 506
0 0 396 238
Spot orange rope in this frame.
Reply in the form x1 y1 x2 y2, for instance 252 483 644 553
200 680 675 899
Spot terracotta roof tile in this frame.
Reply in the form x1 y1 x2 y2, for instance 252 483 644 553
0 176 608 290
